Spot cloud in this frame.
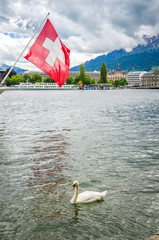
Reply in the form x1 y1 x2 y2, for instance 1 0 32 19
0 32 33 69
0 0 159 69
110 0 159 37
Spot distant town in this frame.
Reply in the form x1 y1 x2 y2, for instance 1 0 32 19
0 64 159 89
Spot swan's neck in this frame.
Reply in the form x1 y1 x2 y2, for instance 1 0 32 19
72 185 79 203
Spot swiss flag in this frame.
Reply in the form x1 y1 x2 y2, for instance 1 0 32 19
24 19 70 87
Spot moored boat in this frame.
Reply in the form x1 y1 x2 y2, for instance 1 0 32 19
11 83 79 90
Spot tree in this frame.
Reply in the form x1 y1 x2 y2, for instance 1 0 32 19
90 78 96 84
12 75 24 85
66 76 73 84
43 77 55 83
114 78 128 87
5 77 11 86
30 73 42 83
119 78 128 86
73 74 80 84
6 75 23 86
73 64 95 86
80 63 85 80
84 75 91 85
23 73 31 82
109 80 113 87
114 79 120 87
79 63 88 85
79 63 92 85
100 62 107 83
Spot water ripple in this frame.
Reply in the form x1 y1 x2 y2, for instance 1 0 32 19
0 90 159 239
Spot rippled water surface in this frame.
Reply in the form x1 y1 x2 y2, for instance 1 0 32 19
0 89 159 240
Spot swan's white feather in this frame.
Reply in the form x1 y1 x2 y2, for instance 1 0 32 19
71 180 107 204
76 190 107 203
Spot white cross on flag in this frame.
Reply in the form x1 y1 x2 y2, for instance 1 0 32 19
24 19 70 87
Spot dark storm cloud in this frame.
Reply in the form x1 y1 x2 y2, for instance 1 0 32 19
45 0 159 48
0 16 9 23
109 0 159 36
1 0 159 39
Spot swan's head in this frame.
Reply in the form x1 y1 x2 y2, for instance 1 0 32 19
72 181 79 190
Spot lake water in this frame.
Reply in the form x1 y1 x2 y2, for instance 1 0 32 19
0 89 159 240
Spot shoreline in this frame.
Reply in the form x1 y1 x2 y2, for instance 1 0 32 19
0 86 159 94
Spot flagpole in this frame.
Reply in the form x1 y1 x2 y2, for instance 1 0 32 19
1 12 50 86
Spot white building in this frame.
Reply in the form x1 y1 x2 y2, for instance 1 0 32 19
126 71 147 87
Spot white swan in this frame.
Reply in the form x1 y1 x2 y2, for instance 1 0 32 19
70 181 107 204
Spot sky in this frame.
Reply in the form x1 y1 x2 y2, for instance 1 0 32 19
0 0 159 70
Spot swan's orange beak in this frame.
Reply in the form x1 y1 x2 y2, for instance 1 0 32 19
72 185 75 190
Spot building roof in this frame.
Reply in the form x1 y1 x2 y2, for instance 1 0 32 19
142 72 154 78
142 70 159 78
108 69 128 74
115 67 121 71
127 71 147 76
154 70 159 75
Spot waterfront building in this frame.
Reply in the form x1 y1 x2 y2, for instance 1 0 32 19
141 70 159 88
107 67 128 81
126 71 147 87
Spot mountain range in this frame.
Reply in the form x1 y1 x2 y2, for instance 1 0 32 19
1 35 159 74
70 35 159 72
0 64 27 74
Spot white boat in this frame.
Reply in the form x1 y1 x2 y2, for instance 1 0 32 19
16 82 79 90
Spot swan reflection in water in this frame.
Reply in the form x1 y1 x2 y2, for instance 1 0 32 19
72 204 81 224
26 130 72 220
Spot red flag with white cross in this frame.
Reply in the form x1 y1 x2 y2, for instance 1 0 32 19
24 19 70 87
